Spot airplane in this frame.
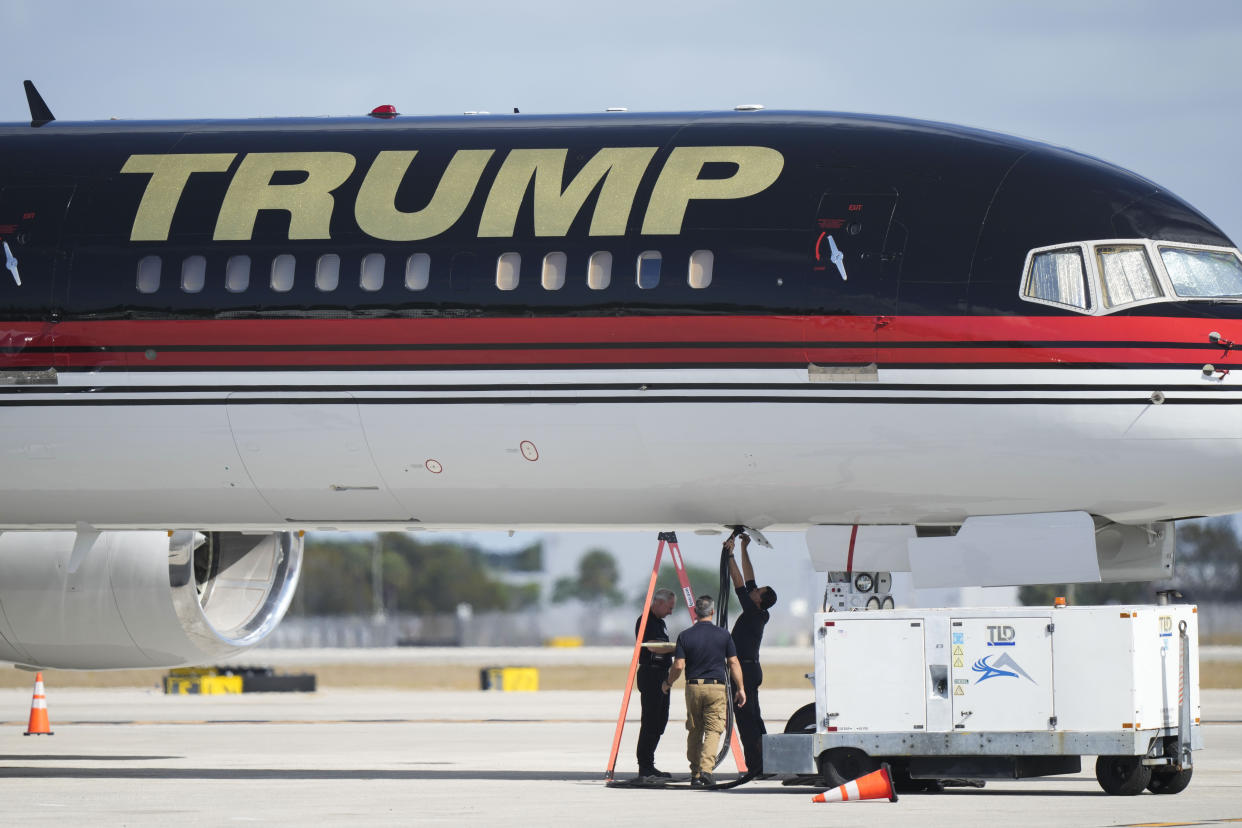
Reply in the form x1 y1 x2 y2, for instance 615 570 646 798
1 82 1240 670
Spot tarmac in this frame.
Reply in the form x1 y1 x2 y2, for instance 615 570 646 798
0 685 1239 826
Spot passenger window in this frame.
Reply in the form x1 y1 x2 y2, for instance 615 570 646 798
1024 247 1089 310
496 252 521 290
542 252 567 290
181 255 206 293
225 255 250 293
316 254 340 292
588 251 612 290
637 251 662 289
1097 245 1161 307
136 256 161 294
405 253 430 290
688 250 714 289
271 254 295 292
360 253 385 291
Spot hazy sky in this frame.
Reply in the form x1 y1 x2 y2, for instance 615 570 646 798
2 1 1237 604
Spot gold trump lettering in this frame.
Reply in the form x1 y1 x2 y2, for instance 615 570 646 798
121 146 783 242
478 147 657 237
120 153 236 241
641 146 785 235
356 149 495 241
214 152 356 240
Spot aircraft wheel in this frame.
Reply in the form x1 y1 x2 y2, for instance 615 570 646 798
1146 766 1192 794
783 702 817 734
817 747 880 788
1094 755 1152 795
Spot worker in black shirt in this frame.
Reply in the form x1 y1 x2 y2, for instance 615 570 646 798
726 532 777 775
663 595 745 788
634 587 676 779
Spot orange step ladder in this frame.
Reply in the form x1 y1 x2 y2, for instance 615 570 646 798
605 531 747 780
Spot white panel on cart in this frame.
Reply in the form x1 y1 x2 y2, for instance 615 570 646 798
820 618 926 732
951 616 1053 731
1132 607 1200 730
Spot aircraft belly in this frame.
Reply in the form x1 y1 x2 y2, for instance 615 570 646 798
225 393 410 522
0 402 276 525
1 368 1242 527
359 402 649 520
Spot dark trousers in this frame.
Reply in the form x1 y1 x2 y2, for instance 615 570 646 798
733 661 765 773
636 665 670 771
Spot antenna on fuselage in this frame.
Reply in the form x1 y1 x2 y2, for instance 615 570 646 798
23 80 54 127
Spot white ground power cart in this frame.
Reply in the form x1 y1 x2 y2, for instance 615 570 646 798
764 604 1199 795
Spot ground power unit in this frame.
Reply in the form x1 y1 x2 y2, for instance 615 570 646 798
764 604 1200 795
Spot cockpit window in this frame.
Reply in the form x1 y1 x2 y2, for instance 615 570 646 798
1096 245 1162 307
1025 247 1089 310
1021 239 1242 315
1159 247 1242 298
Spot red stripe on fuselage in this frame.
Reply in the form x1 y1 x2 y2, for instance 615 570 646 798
1 315 1235 370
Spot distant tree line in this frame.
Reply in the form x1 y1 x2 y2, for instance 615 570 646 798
291 533 542 616
546 550 737 607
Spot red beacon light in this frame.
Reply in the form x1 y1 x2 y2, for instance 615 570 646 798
369 105 398 119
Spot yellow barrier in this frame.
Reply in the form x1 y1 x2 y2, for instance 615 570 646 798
480 667 539 692
163 674 244 695
545 636 584 648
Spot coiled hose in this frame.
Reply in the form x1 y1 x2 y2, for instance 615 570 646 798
710 528 744 777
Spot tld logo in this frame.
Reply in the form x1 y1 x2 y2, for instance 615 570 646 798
986 625 1016 646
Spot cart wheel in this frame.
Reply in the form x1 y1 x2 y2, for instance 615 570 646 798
1094 755 1152 795
1146 766 1192 795
783 703 817 734
817 747 881 788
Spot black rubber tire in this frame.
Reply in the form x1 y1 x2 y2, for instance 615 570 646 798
889 762 944 793
1095 755 1152 795
817 748 881 788
1146 767 1192 795
783 702 817 734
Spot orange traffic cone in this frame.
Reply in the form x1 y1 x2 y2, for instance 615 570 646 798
811 763 896 803
24 672 53 736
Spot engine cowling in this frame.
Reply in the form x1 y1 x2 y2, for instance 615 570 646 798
0 530 302 669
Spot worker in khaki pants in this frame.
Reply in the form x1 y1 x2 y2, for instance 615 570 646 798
663 595 746 788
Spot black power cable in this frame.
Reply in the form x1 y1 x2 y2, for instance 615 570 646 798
710 527 744 774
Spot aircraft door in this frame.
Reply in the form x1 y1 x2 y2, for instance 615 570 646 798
226 393 412 523
806 190 900 365
0 186 73 371
813 191 901 291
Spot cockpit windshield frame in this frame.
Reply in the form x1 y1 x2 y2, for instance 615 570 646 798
1020 239 1242 315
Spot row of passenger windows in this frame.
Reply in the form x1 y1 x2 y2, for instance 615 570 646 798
1022 240 1242 313
135 250 716 295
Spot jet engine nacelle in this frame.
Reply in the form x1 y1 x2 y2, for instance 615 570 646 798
0 530 302 669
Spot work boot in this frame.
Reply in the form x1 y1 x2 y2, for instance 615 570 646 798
697 772 715 788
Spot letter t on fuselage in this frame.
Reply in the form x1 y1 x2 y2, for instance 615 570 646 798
120 154 237 241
